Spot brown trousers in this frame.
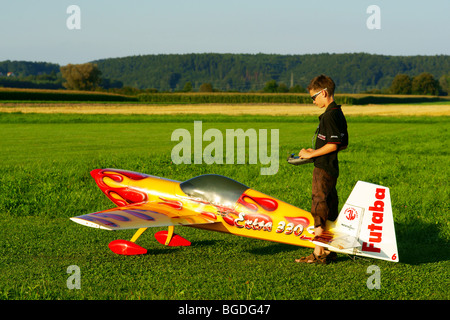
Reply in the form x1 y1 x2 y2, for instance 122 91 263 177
311 167 339 228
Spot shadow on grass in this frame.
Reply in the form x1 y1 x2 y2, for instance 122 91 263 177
144 248 181 255
246 242 353 264
191 239 223 248
243 220 449 265
395 221 449 265
139 220 448 265
246 242 300 255
141 240 222 255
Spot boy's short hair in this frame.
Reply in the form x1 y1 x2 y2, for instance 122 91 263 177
307 75 336 96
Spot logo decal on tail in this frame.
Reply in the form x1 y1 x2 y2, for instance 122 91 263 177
345 207 358 221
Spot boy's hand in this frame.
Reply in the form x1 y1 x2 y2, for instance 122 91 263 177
299 144 338 159
299 148 314 159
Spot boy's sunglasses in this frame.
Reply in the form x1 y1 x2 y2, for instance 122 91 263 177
311 88 327 101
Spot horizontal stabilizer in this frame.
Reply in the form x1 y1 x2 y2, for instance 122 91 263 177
312 232 361 250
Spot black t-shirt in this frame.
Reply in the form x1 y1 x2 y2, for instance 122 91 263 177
313 101 348 178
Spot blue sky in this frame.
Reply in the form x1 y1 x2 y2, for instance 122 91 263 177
1 0 449 65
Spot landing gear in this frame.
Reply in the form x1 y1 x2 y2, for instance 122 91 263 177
108 226 190 255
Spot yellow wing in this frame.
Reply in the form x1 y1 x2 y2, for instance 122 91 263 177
70 201 218 231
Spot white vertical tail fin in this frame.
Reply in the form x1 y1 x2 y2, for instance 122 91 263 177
324 181 399 262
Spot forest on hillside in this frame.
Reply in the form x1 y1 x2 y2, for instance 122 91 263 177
93 53 450 93
1 53 449 94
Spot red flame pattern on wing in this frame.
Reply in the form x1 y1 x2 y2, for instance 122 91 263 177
90 169 148 207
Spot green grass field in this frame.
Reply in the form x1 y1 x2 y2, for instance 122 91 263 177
0 112 448 300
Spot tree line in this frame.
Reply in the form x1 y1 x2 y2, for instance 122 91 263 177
56 63 448 97
389 73 445 96
1 53 449 95
92 53 449 94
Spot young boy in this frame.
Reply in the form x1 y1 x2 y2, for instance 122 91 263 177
295 75 348 265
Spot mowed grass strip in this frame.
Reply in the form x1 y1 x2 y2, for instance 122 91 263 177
0 113 448 300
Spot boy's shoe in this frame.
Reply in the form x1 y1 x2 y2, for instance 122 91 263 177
295 251 337 265
327 251 337 262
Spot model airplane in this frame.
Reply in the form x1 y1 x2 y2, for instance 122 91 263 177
70 169 399 262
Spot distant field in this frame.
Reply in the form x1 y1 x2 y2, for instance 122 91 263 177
0 112 448 301
1 102 450 117
1 87 449 117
